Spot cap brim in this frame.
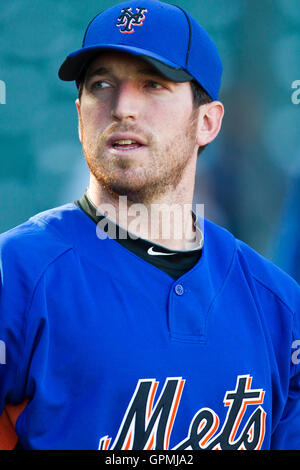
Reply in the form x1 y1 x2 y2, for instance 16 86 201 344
58 44 193 85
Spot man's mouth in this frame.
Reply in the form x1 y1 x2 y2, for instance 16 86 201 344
107 133 147 152
112 139 142 150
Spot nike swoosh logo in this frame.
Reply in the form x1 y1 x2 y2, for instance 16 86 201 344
147 246 176 256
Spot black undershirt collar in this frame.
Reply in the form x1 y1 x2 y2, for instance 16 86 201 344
75 191 203 280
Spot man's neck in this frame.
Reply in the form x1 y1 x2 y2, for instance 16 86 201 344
87 178 198 251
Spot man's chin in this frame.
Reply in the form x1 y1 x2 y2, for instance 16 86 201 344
103 180 154 203
86 158 145 198
94 172 166 204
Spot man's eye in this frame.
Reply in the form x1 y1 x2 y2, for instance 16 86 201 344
91 80 110 89
147 81 164 89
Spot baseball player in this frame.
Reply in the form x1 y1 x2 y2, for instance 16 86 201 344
0 0 300 451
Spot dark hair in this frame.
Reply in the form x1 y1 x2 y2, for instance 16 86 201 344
78 79 84 101
190 80 212 107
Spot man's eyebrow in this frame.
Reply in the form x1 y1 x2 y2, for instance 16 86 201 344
86 66 110 81
136 66 166 79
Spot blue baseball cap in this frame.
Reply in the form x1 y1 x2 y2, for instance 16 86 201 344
58 0 222 100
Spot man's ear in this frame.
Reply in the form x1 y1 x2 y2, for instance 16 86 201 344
75 98 83 143
196 101 224 147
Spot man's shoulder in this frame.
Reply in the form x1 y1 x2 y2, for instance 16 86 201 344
236 237 300 312
204 217 300 313
0 203 79 275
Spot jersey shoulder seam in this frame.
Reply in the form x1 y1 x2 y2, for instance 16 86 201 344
251 273 295 317
236 239 298 316
14 245 74 394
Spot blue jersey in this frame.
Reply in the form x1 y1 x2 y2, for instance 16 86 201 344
0 203 300 450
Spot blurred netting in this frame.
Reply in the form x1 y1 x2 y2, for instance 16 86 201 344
0 0 299 281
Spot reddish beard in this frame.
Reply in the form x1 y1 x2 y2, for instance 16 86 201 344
81 115 198 204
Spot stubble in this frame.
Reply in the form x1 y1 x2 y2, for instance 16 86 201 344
81 111 199 204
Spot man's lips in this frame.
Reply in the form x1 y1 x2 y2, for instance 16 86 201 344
106 133 147 151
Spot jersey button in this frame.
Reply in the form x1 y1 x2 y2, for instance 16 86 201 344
174 284 184 296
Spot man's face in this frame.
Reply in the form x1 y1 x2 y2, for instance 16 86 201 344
76 51 200 203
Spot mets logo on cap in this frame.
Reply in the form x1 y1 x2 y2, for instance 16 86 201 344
116 7 148 34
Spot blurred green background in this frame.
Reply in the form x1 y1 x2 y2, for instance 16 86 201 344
0 0 300 280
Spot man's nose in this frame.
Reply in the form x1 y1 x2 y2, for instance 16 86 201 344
111 81 141 121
